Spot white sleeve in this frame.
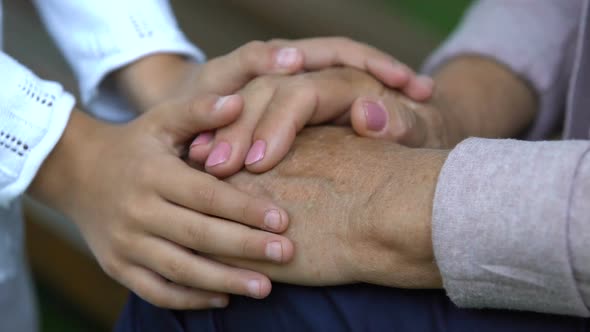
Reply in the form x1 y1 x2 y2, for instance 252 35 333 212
0 52 75 207
32 0 205 122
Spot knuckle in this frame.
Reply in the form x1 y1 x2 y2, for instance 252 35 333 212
295 82 317 100
196 185 218 211
166 258 189 283
288 74 313 89
222 274 243 294
349 69 386 95
246 75 277 92
124 199 150 229
185 221 210 248
110 227 133 253
239 40 268 70
241 196 254 224
239 233 259 257
243 40 266 52
99 255 123 280
188 96 212 120
396 108 416 135
196 64 217 89
284 80 317 105
290 73 311 85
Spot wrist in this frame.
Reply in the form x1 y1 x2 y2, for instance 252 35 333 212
29 110 111 217
399 148 447 288
427 90 469 148
351 147 448 288
430 58 479 146
431 56 537 143
112 54 199 111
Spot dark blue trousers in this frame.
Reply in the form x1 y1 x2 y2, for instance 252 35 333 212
115 283 589 332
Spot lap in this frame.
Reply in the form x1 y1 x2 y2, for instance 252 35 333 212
115 283 589 332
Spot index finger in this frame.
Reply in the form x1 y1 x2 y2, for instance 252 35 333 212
198 41 304 95
245 68 382 173
156 158 289 233
269 37 434 101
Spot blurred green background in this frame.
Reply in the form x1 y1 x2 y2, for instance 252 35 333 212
390 0 472 35
6 0 472 331
37 278 104 332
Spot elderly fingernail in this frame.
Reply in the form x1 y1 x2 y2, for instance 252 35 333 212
275 48 299 68
247 280 262 298
264 209 282 231
363 101 388 132
266 242 283 262
245 140 266 165
206 142 231 167
209 297 228 308
190 131 214 148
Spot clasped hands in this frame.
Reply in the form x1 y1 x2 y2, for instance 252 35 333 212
31 37 455 310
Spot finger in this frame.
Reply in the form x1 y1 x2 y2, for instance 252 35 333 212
244 69 375 173
121 265 229 310
269 37 429 95
152 94 244 144
199 41 304 94
189 130 215 164
402 75 435 101
147 202 294 263
350 96 427 147
157 158 289 233
201 77 277 177
243 82 318 173
130 236 272 299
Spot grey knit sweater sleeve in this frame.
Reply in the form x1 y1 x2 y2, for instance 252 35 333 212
422 0 582 140
433 138 590 317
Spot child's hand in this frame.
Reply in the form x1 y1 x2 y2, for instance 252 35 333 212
188 67 448 178
31 95 294 310
115 37 433 112
266 37 434 101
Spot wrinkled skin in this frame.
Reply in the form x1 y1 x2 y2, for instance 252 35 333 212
217 127 447 289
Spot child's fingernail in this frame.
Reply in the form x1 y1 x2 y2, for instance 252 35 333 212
264 209 282 231
416 75 434 89
363 101 388 132
215 95 234 111
206 142 231 167
245 140 266 165
275 48 299 68
247 280 262 298
265 241 283 262
190 131 214 148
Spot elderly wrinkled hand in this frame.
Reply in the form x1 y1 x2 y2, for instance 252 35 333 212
188 66 440 178
213 127 447 289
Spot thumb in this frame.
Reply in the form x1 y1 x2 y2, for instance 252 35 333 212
350 96 427 147
151 94 243 143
